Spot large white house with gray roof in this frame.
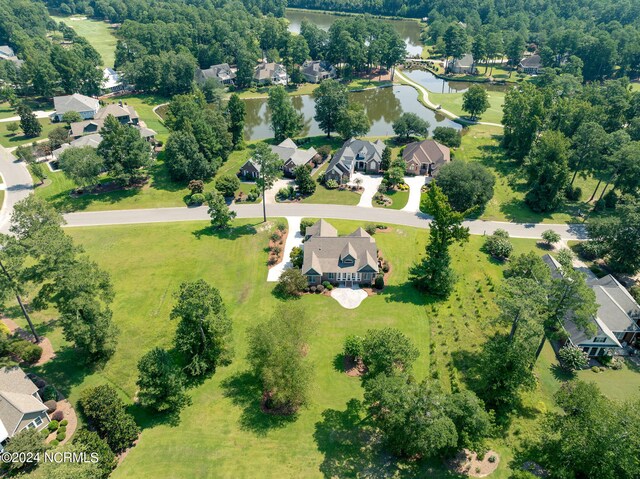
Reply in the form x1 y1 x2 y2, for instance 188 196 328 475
0 367 50 450
302 220 379 286
239 138 318 178
52 93 100 122
543 254 640 357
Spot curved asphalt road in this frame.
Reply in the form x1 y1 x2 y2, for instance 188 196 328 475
62 203 587 240
0 146 33 234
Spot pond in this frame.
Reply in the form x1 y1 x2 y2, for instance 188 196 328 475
402 69 511 94
243 85 462 140
285 9 424 57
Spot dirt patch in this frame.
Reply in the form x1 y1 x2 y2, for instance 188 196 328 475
343 355 367 377
1 317 56 365
448 449 500 477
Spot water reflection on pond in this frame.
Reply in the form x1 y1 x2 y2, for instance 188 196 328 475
285 9 424 57
243 85 462 140
402 69 511 94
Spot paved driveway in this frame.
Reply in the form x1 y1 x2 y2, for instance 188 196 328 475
266 217 303 282
264 178 295 204
0 146 33 234
402 175 428 213
331 285 369 309
350 173 383 208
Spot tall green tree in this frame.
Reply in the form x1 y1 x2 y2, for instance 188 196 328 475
17 103 42 138
392 112 430 140
313 79 349 137
97 115 151 185
164 126 213 182
502 83 546 161
294 164 316 196
253 142 283 222
58 146 104 189
170 280 233 377
411 185 469 298
443 24 468 69
525 130 571 213
226 93 245 149
267 85 303 142
361 327 419 378
462 85 490 120
206 190 237 229
587 196 640 274
247 303 315 413
137 347 190 413
336 102 370 139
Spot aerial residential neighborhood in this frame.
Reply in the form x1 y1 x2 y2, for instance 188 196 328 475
0 0 639 478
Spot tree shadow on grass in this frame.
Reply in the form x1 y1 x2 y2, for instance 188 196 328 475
220 370 297 436
191 223 258 240
29 346 94 399
550 363 575 382
314 399 464 478
127 402 184 429
380 281 434 307
147 153 186 194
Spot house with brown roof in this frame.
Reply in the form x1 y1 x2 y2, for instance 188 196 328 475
402 139 450 176
254 61 288 85
239 138 317 178
301 220 379 286
0 367 50 450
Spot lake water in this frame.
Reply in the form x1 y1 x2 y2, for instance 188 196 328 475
402 69 511 94
285 9 424 57
243 85 461 140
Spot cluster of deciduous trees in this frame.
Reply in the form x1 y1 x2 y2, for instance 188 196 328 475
164 92 233 183
0 197 119 362
0 0 103 97
501 76 640 215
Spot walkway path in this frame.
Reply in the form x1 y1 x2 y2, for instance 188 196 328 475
394 69 504 128
266 217 302 282
0 145 33 234
0 110 54 123
402 175 428 213
63 203 587 240
350 173 382 208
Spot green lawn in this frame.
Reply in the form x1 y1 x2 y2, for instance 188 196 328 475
7 220 638 478
234 82 319 99
0 118 56 148
374 188 409 210
0 102 15 120
455 124 595 224
300 185 361 205
428 89 506 125
111 94 170 143
51 15 118 68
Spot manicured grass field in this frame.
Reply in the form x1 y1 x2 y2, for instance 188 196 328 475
0 103 14 120
235 83 319 99
0 119 57 148
8 220 638 478
51 15 118 68
374 188 409 210
428 88 506 125
456 124 596 224
300 184 361 205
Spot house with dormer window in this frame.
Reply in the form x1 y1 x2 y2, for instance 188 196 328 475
324 138 385 184
543 254 640 357
301 220 379 286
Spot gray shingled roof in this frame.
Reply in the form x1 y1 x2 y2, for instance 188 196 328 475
302 221 378 275
0 367 47 438
327 138 385 177
53 94 100 115
520 54 542 69
452 54 474 69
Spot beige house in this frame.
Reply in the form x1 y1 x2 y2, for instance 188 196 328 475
403 139 450 176
0 367 50 451
302 220 379 286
